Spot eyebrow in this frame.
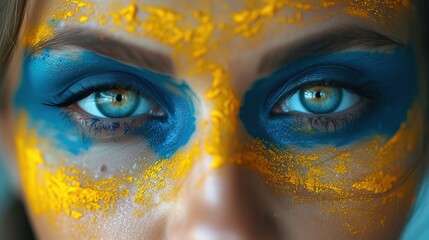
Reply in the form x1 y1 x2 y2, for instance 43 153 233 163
258 25 405 75
33 26 403 77
32 28 174 75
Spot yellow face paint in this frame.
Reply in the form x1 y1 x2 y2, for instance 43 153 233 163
23 0 410 49
16 112 202 222
17 102 420 216
345 0 410 23
16 113 128 221
238 103 422 198
17 1 418 238
20 0 416 197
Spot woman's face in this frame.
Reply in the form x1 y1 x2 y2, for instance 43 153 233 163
4 0 424 239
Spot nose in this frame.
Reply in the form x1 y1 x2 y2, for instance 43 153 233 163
166 163 281 240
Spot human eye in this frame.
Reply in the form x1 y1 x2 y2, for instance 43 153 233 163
19 50 196 158
46 71 169 140
272 84 361 115
269 68 370 134
240 49 417 148
76 88 165 119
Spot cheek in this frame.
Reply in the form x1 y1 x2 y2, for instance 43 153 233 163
239 102 423 197
273 173 418 238
14 110 200 224
232 102 423 236
15 112 127 221
317 170 418 238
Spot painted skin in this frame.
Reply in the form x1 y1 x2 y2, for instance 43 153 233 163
2 0 425 239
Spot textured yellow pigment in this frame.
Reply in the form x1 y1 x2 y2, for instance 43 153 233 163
18 104 420 228
134 141 201 215
234 104 422 198
334 160 347 174
79 16 89 22
22 23 55 48
352 172 398 194
24 0 409 177
20 2 417 234
22 0 97 47
345 0 409 23
230 1 312 37
16 110 204 219
23 0 410 48
54 0 97 20
16 113 128 220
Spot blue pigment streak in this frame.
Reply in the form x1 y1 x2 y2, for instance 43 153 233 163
49 19 58 27
15 50 196 158
240 46 418 148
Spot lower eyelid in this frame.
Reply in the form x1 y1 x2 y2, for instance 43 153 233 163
291 100 368 133
63 105 152 139
274 88 362 115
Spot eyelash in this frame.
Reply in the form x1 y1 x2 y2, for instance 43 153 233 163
292 104 367 132
271 80 374 133
47 83 166 139
63 106 155 139
46 67 386 140
46 83 137 107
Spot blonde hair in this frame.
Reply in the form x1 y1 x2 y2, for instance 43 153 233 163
0 0 27 111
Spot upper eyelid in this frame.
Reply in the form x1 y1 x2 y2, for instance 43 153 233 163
30 27 175 75
285 77 364 98
45 72 142 105
27 49 181 112
22 49 179 110
266 65 364 109
46 72 171 114
257 24 403 75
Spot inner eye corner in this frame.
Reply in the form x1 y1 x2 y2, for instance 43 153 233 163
150 104 168 118
270 96 290 115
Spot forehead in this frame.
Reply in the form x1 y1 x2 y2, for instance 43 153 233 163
29 0 411 43
25 0 412 86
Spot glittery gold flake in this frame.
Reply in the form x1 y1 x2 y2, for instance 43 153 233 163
16 113 128 221
19 3 417 236
134 141 201 214
345 0 409 23
231 0 313 37
22 23 56 48
16 110 204 221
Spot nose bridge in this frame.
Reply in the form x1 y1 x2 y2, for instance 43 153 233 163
167 83 281 239
168 161 280 240
164 60 281 239
202 64 242 167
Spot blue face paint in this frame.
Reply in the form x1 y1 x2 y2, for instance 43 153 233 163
15 51 92 155
15 49 196 158
49 19 59 27
240 46 418 148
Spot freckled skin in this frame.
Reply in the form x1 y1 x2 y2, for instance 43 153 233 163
2 0 424 240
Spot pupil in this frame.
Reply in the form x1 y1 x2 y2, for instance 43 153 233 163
315 91 322 98
299 86 342 114
116 94 123 102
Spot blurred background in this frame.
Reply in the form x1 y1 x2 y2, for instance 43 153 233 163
0 131 34 240
0 141 13 238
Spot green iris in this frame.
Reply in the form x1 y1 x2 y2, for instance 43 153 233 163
299 86 342 114
95 89 140 118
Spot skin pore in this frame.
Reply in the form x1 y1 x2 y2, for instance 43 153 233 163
3 0 424 239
